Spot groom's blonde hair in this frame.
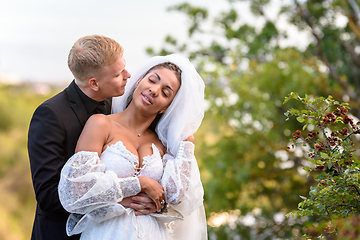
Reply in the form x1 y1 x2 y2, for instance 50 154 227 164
68 35 124 81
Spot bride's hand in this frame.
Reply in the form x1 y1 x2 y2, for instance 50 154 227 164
137 176 165 212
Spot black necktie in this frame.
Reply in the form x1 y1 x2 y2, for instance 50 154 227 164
95 101 107 114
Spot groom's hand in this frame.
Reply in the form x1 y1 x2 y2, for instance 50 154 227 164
119 193 157 215
131 193 158 215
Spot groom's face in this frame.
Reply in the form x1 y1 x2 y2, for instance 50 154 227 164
96 56 131 98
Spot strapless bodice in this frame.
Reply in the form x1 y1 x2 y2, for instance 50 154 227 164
100 141 163 181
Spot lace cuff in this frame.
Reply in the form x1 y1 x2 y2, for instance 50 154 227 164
161 141 204 216
118 177 141 198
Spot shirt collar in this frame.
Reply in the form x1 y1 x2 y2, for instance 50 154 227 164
73 81 103 114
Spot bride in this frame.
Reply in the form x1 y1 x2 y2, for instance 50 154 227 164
58 54 207 239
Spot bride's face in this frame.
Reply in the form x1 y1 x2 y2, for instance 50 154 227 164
133 67 180 115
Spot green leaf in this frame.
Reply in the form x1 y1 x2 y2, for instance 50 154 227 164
299 195 307 200
316 160 324 165
327 161 333 169
301 110 309 114
320 152 329 159
296 116 304 123
303 166 311 171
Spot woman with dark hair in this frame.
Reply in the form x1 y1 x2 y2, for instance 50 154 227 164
58 54 207 239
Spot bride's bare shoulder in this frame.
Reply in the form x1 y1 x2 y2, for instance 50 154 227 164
85 114 112 129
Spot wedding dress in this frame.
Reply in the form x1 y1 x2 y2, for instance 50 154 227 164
59 53 207 240
58 140 207 240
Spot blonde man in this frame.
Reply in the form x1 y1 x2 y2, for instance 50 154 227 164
28 35 131 240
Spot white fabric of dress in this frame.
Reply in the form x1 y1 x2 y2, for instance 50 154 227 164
58 140 207 240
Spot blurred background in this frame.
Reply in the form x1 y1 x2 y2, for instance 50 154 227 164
1 0 360 239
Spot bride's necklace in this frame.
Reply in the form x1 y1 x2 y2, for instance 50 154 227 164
118 121 143 138
131 129 142 138
135 129 143 137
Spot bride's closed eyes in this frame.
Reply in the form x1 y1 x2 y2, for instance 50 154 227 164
148 76 172 98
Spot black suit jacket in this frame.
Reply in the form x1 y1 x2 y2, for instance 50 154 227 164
28 81 111 240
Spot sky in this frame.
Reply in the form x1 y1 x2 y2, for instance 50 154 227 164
0 0 233 85
0 0 314 85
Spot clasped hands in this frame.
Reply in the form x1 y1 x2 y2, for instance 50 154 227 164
120 192 164 216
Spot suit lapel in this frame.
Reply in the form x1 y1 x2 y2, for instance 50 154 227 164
66 81 89 127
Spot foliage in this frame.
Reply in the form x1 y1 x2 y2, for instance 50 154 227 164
284 92 360 238
146 0 360 238
4 0 360 239
0 82 58 240
301 215 360 239
281 0 360 110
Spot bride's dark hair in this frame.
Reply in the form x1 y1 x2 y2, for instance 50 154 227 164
143 62 182 83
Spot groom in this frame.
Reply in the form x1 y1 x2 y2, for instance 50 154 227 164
28 35 154 240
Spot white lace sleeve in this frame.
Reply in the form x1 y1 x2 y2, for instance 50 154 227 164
161 141 204 217
58 151 141 214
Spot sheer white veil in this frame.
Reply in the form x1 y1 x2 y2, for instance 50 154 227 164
112 54 205 157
